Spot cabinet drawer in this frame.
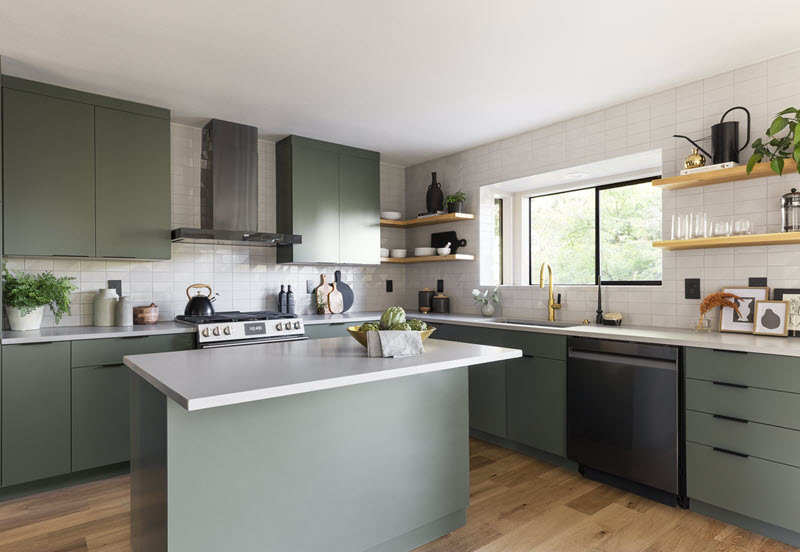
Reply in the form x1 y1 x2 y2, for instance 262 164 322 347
71 333 195 367
458 326 507 347
686 378 800 431
505 331 566 360
429 323 458 342
686 348 800 393
304 323 350 340
686 410 800 469
687 441 800 533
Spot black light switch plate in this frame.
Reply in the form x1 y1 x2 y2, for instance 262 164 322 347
107 280 122 297
386 280 393 292
437 279 444 293
685 278 700 300
749 277 767 287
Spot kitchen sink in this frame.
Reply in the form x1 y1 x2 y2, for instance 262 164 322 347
496 318 582 328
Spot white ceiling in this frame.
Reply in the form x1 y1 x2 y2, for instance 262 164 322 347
1 1 798 167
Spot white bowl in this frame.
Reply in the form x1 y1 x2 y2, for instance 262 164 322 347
390 249 408 258
381 211 402 220
414 247 436 257
437 248 451 256
379 248 390 258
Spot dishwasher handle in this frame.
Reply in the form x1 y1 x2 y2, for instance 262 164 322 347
568 349 678 372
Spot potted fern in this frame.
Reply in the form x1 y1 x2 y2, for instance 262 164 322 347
443 190 467 213
2 263 77 330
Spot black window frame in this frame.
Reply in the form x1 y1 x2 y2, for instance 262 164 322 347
527 176 662 287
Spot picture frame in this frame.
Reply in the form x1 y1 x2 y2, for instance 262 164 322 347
773 289 800 335
753 300 790 337
719 287 769 334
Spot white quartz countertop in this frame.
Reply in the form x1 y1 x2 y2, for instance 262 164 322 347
124 337 521 411
1 321 196 345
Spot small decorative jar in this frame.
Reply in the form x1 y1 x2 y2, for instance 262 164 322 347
115 296 134 327
693 316 712 333
93 289 118 327
481 302 495 317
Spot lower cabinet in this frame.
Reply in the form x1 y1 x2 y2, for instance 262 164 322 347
468 361 507 437
72 364 130 471
506 355 566 456
2 342 71 486
304 323 350 339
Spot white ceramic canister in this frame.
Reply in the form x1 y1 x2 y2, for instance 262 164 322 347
115 296 134 327
93 289 118 327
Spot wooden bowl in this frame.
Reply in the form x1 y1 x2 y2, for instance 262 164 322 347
133 303 159 325
346 325 436 348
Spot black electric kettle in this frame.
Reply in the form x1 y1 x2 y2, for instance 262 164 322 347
674 106 751 165
184 283 216 316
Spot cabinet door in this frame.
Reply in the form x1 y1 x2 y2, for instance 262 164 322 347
468 361 507 437
2 342 71 486
72 364 130 471
338 154 379 264
506 356 566 456
304 323 350 339
288 144 340 263
95 107 171 259
3 89 95 256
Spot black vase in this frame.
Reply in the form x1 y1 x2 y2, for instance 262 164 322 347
426 172 443 214
447 201 463 214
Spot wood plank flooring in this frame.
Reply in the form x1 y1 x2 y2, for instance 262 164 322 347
0 438 794 551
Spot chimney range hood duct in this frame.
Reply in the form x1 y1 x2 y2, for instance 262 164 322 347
171 119 302 247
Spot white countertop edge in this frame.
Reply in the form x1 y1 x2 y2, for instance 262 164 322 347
1 322 196 344
124 345 522 411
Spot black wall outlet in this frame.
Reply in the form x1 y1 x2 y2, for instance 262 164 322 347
685 278 701 300
437 279 444 293
749 277 768 287
386 280 393 292
107 280 122 297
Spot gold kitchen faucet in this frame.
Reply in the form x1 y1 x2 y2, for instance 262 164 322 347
540 261 562 321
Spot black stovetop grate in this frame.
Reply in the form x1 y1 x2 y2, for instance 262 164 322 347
177 311 298 324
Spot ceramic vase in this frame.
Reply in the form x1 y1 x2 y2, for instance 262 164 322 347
426 172 443 214
481 302 495 317
6 305 45 331
93 288 118 327
115 296 134 327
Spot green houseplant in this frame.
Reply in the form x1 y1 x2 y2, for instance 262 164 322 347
443 190 467 213
473 287 499 317
2 263 77 330
747 107 800 175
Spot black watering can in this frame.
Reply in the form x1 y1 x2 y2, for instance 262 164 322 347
674 106 751 165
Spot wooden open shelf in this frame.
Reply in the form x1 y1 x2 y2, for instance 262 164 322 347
653 160 798 191
380 254 475 264
380 212 475 228
653 232 800 251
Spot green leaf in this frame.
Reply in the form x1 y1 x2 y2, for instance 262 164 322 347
752 138 763 149
746 153 763 174
794 148 800 164
769 116 789 136
777 107 798 116
794 129 800 147
772 157 785 175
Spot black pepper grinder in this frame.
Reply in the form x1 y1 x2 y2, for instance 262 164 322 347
287 285 295 315
278 285 287 313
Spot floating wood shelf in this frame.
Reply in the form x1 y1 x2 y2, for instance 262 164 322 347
653 232 800 251
653 160 798 191
380 212 475 228
380 254 475 264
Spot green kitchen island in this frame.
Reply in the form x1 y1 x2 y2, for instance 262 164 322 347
124 336 521 552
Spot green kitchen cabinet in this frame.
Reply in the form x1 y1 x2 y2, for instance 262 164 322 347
276 135 380 264
1 342 71 486
95 107 171 259
506 355 566 456
430 323 458 341
2 88 95 256
72 364 130 471
304 323 351 339
468 361 507 437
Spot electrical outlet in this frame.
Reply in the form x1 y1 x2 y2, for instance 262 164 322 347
306 279 315 294
386 280 393 292
749 277 767 287
437 279 444 293
685 278 701 300
107 280 122 297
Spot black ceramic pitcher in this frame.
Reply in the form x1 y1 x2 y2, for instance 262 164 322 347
674 106 751 165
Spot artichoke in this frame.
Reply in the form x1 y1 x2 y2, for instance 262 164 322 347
407 319 427 331
359 322 380 332
380 307 406 330
390 322 412 331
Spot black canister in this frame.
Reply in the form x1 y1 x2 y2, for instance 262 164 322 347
431 294 450 314
418 288 435 312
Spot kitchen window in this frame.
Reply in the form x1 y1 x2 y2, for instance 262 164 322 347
528 178 662 285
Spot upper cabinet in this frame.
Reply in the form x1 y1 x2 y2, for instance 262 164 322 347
276 135 380 265
1 76 171 259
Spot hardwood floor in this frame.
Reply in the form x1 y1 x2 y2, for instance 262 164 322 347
0 438 794 551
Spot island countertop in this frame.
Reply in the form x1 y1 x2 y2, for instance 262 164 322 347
124 337 521 411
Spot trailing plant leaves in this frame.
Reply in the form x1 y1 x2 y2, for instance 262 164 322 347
777 107 798 116
2 263 77 324
772 157 785 175
746 153 763 174
769 116 789 136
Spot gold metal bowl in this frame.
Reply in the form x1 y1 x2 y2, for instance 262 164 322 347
346 325 437 348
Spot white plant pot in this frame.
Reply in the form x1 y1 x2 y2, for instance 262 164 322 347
6 305 45 331
481 302 496 317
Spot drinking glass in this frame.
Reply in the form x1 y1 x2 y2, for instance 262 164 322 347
733 218 752 236
711 219 731 237
689 212 708 239
671 214 689 240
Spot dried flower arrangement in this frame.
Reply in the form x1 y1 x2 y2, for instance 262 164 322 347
697 292 744 331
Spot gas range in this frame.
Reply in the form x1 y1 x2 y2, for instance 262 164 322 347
176 311 306 348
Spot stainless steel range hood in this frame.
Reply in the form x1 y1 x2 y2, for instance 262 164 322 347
171 119 302 247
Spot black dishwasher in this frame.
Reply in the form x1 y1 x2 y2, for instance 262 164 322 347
567 337 685 506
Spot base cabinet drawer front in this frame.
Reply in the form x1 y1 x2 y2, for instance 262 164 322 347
505 331 566 361
687 442 800 533
2 342 71 486
71 333 194 367
686 348 800 393
468 361 507 437
687 410 800 469
506 356 566 456
304 323 350 339
429 323 458 342
458 326 507 347
72 365 130 471
686 378 800 431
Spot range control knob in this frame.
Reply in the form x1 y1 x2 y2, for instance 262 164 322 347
212 327 220 336
294 322 301 329
276 323 283 331
223 326 232 335
284 322 292 330
201 328 210 337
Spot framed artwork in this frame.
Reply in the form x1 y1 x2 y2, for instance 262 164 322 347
719 287 769 333
773 289 800 334
753 300 789 337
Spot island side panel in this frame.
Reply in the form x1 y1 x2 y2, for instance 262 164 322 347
166 367 470 552
130 373 168 552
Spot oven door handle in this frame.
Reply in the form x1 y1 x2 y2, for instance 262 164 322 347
201 336 308 349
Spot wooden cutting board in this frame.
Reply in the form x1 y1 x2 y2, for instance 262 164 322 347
316 274 332 313
327 282 344 314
